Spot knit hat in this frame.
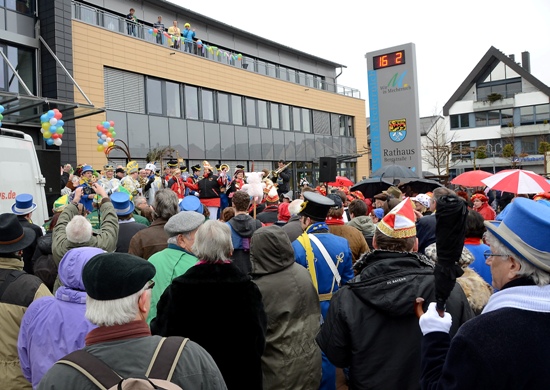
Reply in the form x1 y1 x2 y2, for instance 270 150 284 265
326 193 343 210
377 197 416 238
126 160 139 174
82 253 156 300
203 160 213 172
164 211 204 237
471 193 488 203
265 187 279 203
299 191 335 221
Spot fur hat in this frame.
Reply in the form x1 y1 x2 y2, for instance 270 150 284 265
82 253 155 300
265 187 279 203
377 197 416 238
424 243 475 268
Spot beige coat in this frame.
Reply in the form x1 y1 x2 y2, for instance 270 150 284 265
328 224 369 263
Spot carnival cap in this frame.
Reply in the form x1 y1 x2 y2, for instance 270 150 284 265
12 193 37 215
145 163 156 172
203 160 213 172
126 160 139 174
265 187 279 203
83 253 155 300
485 197 550 273
191 164 201 172
298 191 335 221
111 191 135 216
377 197 416 238
103 164 115 171
471 193 488 202
167 159 178 168
81 165 93 174
0 213 35 254
179 195 204 213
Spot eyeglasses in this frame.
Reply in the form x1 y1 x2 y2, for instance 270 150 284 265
483 250 509 260
146 280 155 290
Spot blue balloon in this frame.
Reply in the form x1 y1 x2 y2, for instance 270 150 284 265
97 138 104 145
57 119 64 127
97 131 103 137
47 110 55 118
50 125 57 133
148 28 153 34
0 105 4 114
46 138 54 145
103 121 110 129
40 114 48 122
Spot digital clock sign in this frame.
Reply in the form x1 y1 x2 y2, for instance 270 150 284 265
373 50 405 70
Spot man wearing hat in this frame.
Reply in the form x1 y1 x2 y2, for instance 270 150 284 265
97 163 119 195
121 160 140 197
184 164 201 197
115 166 126 180
143 163 163 206
256 187 280 226
227 164 245 197
197 160 224 219
76 165 96 212
292 191 354 390
317 198 473 390
163 159 178 188
111 192 147 253
419 197 550 389
147 211 204 322
12 193 44 274
0 214 51 389
37 253 226 389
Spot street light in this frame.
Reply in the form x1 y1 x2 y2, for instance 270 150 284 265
486 143 503 174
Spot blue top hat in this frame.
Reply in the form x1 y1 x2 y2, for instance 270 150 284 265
111 191 135 216
485 197 550 273
12 193 37 215
179 195 204 214
81 165 93 174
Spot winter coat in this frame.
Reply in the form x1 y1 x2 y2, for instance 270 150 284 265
281 215 303 243
31 233 56 291
416 214 436 254
421 281 550 389
52 202 118 266
128 218 169 260
147 244 198 323
456 268 493 315
249 226 322 390
116 220 147 253
473 202 496 221
327 224 369 263
0 257 51 390
256 205 279 226
227 214 262 274
18 247 102 388
151 262 267 390
347 216 376 249
18 216 43 275
316 250 474 390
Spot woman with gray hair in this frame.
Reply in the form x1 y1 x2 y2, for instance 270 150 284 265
151 220 267 390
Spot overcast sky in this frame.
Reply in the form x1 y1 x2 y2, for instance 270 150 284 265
169 0 550 118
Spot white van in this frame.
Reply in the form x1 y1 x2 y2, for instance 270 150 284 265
0 128 48 225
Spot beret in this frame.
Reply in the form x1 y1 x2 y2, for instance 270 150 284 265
164 211 205 237
83 253 155 300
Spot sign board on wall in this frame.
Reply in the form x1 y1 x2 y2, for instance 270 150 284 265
366 43 423 174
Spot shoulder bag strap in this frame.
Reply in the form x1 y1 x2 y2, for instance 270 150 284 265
308 234 341 285
0 270 25 301
147 336 189 381
296 232 319 292
58 350 121 390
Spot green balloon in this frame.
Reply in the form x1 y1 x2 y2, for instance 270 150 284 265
111 131 117 137
0 114 3 121
56 127 64 134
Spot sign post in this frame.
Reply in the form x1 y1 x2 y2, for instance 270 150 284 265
366 43 423 174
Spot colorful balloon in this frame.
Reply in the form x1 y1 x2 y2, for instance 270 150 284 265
50 125 57 133
43 131 52 139
54 138 62 146
0 105 4 114
41 122 50 131
49 118 58 126
52 133 60 139
111 131 117 137
57 119 64 128
97 145 104 152
47 110 55 118
46 138 54 145
56 127 64 134
109 120 115 127
96 124 103 131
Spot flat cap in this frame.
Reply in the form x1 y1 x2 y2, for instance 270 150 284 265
83 253 155 300
164 211 205 237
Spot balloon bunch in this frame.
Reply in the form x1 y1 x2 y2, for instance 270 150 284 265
0 104 4 127
41 109 64 146
96 120 116 153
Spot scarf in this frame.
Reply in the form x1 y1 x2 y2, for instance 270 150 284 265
325 216 345 225
85 320 151 346
464 237 483 245
482 284 550 314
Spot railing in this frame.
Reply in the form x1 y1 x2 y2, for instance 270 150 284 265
71 1 361 99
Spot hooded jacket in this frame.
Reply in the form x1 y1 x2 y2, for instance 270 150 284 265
249 226 321 390
347 215 376 249
18 247 102 388
227 214 262 274
316 250 474 390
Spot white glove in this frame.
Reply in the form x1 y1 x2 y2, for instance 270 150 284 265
419 302 452 336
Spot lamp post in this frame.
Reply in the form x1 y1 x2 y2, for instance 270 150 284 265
486 143 502 174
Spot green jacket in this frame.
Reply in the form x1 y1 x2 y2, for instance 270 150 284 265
87 210 149 231
147 245 198 323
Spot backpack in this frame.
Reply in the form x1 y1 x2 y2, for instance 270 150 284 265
57 336 188 389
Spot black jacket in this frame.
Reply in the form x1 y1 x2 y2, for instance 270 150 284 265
198 174 221 199
227 214 262 274
276 168 290 193
316 250 474 390
18 216 43 275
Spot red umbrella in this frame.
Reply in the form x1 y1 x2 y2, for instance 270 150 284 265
327 176 354 187
481 169 550 194
451 170 493 187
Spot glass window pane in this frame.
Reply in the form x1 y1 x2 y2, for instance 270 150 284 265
201 89 214 121
520 106 534 125
147 78 162 114
287 69 297 83
258 100 268 128
185 85 198 120
270 103 280 129
278 66 287 81
487 110 500 126
246 98 257 127
298 72 306 86
507 81 522 96
7 45 35 94
218 93 230 123
257 60 267 75
501 109 513 126
460 113 470 128
450 115 459 129
535 104 550 124
231 95 243 125
339 115 346 136
302 109 311 133
346 116 353 136
477 86 490 101
266 63 276 77
165 82 180 117
281 105 290 130
475 112 487 127
293 108 301 131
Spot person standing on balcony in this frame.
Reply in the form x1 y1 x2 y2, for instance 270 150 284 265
182 23 196 53
126 8 137 36
153 15 164 45
168 20 181 50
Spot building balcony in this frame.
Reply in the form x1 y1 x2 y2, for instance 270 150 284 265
473 96 515 111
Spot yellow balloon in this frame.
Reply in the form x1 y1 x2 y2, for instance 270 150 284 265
97 145 104 152
42 122 51 131
43 131 52 138
108 141 114 146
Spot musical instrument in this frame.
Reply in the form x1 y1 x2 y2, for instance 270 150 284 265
268 161 292 179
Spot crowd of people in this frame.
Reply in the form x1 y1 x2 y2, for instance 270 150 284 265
2 158 550 389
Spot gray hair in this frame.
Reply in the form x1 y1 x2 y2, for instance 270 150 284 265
66 215 92 243
85 283 148 326
288 199 304 216
485 231 550 286
153 189 179 220
191 220 232 262
133 195 147 207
